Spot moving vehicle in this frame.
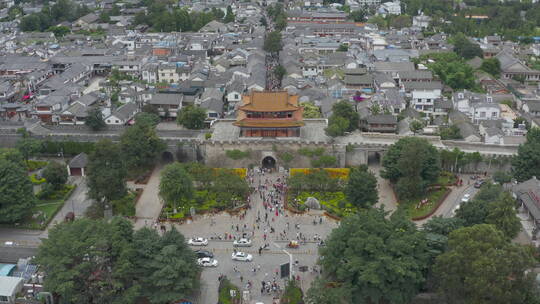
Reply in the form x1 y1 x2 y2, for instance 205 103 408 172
474 180 484 188
233 238 252 247
197 257 218 267
188 237 208 246
461 194 471 203
195 250 214 259
232 251 253 262
287 240 299 248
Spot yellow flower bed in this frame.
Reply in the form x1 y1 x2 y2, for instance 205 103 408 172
212 168 247 178
290 168 349 179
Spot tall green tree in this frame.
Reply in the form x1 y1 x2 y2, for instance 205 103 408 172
0 148 25 168
409 119 425 135
0 159 35 223
42 161 68 190
381 137 440 199
263 31 283 53
177 105 207 130
480 58 501 77
159 163 194 211
133 227 200 303
223 5 235 23
273 65 286 81
36 218 141 304
434 224 538 304
16 129 41 166
485 192 521 239
120 121 166 171
348 9 366 22
307 208 430 304
212 171 250 207
329 100 359 133
452 33 483 59
85 108 106 131
512 128 540 182
423 216 464 236
87 140 127 205
344 165 378 209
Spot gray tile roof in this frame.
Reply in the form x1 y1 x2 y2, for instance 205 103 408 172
149 93 183 105
69 152 88 168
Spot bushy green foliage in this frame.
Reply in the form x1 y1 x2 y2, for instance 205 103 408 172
42 161 68 190
381 137 440 199
345 165 378 209
421 52 477 90
225 149 250 160
512 128 540 182
289 169 341 194
177 105 207 130
264 31 283 53
325 100 359 137
36 218 199 303
40 141 95 156
439 125 462 140
308 208 430 304
434 224 538 304
0 159 35 223
301 101 322 118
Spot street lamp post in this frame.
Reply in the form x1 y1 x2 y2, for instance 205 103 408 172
273 242 293 281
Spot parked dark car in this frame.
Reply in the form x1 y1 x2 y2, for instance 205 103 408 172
195 250 214 259
474 180 484 188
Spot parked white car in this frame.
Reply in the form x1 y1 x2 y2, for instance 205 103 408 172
461 194 471 203
233 238 252 247
188 237 208 246
232 251 253 262
197 257 218 267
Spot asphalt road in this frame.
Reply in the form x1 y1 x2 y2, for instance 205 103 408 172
0 245 38 263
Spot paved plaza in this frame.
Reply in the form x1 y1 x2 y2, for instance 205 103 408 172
153 170 340 304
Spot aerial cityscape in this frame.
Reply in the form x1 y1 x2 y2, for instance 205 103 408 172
0 0 540 303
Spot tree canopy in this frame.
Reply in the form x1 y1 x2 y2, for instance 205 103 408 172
159 163 194 211
263 31 283 53
301 101 322 118
36 218 199 304
434 224 538 304
0 159 35 223
87 140 127 205
325 100 358 137
85 108 106 131
120 121 166 171
512 128 540 182
345 165 378 209
455 183 521 239
422 52 477 90
452 33 483 59
16 129 41 166
381 137 440 199
308 208 430 304
42 161 68 190
177 105 207 130
480 58 501 77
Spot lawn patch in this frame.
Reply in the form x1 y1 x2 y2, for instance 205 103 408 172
400 187 451 220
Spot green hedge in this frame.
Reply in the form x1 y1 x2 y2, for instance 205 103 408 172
40 140 95 156
30 174 46 185
27 160 48 171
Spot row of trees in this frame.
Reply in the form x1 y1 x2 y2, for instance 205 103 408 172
133 4 221 32
20 0 90 31
401 0 540 41
86 118 165 215
36 218 199 304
